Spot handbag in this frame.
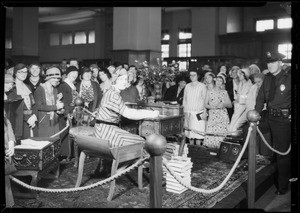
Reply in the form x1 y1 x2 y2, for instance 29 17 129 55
5 158 17 175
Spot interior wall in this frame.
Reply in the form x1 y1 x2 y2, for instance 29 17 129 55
38 14 111 63
226 7 243 33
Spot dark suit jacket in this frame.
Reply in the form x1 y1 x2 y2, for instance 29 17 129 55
163 85 185 105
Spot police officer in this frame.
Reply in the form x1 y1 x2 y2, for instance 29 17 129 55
255 51 291 195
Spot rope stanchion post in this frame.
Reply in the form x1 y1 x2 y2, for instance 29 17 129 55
246 110 261 208
145 134 167 208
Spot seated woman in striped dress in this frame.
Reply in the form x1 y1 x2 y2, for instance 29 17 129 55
93 68 159 148
92 68 159 176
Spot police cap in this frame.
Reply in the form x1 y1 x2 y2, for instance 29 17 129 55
265 51 286 63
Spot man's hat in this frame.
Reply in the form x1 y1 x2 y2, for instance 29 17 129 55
266 51 286 63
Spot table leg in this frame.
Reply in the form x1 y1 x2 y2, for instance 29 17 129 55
30 171 38 198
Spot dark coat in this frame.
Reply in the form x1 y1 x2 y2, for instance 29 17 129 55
34 85 60 137
225 78 235 120
6 86 38 139
120 85 139 103
163 85 185 105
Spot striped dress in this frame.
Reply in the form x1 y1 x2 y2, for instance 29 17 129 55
183 81 207 139
93 87 145 147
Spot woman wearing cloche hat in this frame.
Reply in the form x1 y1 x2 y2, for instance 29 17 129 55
34 66 64 137
229 68 253 132
7 63 38 139
57 65 79 157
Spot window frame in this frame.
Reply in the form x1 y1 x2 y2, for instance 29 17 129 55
61 31 73 46
74 31 87 45
277 17 292 29
49 32 61 46
255 18 275 32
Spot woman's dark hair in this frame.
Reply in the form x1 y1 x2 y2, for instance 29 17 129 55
13 63 27 78
218 64 229 75
28 63 43 77
99 68 112 79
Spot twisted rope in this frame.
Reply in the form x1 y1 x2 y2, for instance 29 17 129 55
184 127 241 136
162 124 253 194
256 127 291 155
10 156 149 193
50 119 70 138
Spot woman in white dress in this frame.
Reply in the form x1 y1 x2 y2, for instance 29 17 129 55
229 68 253 132
183 70 207 145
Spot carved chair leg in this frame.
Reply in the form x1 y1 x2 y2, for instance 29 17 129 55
67 136 73 162
138 164 143 190
107 158 119 201
74 140 79 168
75 152 87 187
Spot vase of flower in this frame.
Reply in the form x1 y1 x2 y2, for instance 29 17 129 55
154 82 163 100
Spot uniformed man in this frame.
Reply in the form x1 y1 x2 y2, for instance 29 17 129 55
255 51 291 195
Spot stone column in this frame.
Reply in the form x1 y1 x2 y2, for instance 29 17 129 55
12 7 39 64
112 7 162 66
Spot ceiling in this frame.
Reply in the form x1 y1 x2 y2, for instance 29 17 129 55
5 7 192 23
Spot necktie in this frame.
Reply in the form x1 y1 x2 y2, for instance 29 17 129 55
269 75 276 102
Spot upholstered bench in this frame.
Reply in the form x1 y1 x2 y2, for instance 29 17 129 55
74 134 143 201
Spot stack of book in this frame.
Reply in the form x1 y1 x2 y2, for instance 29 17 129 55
165 156 193 194
163 143 188 161
163 143 189 177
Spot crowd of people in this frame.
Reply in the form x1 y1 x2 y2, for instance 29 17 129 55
4 50 292 206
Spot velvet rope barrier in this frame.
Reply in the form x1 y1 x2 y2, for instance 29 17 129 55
256 127 291 155
9 156 148 193
162 123 253 194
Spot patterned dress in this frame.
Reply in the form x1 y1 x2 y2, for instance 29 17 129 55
204 89 230 149
94 87 145 148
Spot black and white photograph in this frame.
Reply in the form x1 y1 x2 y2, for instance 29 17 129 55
1 1 298 211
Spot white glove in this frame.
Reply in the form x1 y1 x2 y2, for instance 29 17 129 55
56 101 64 110
57 93 63 101
27 114 37 127
5 140 15 157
